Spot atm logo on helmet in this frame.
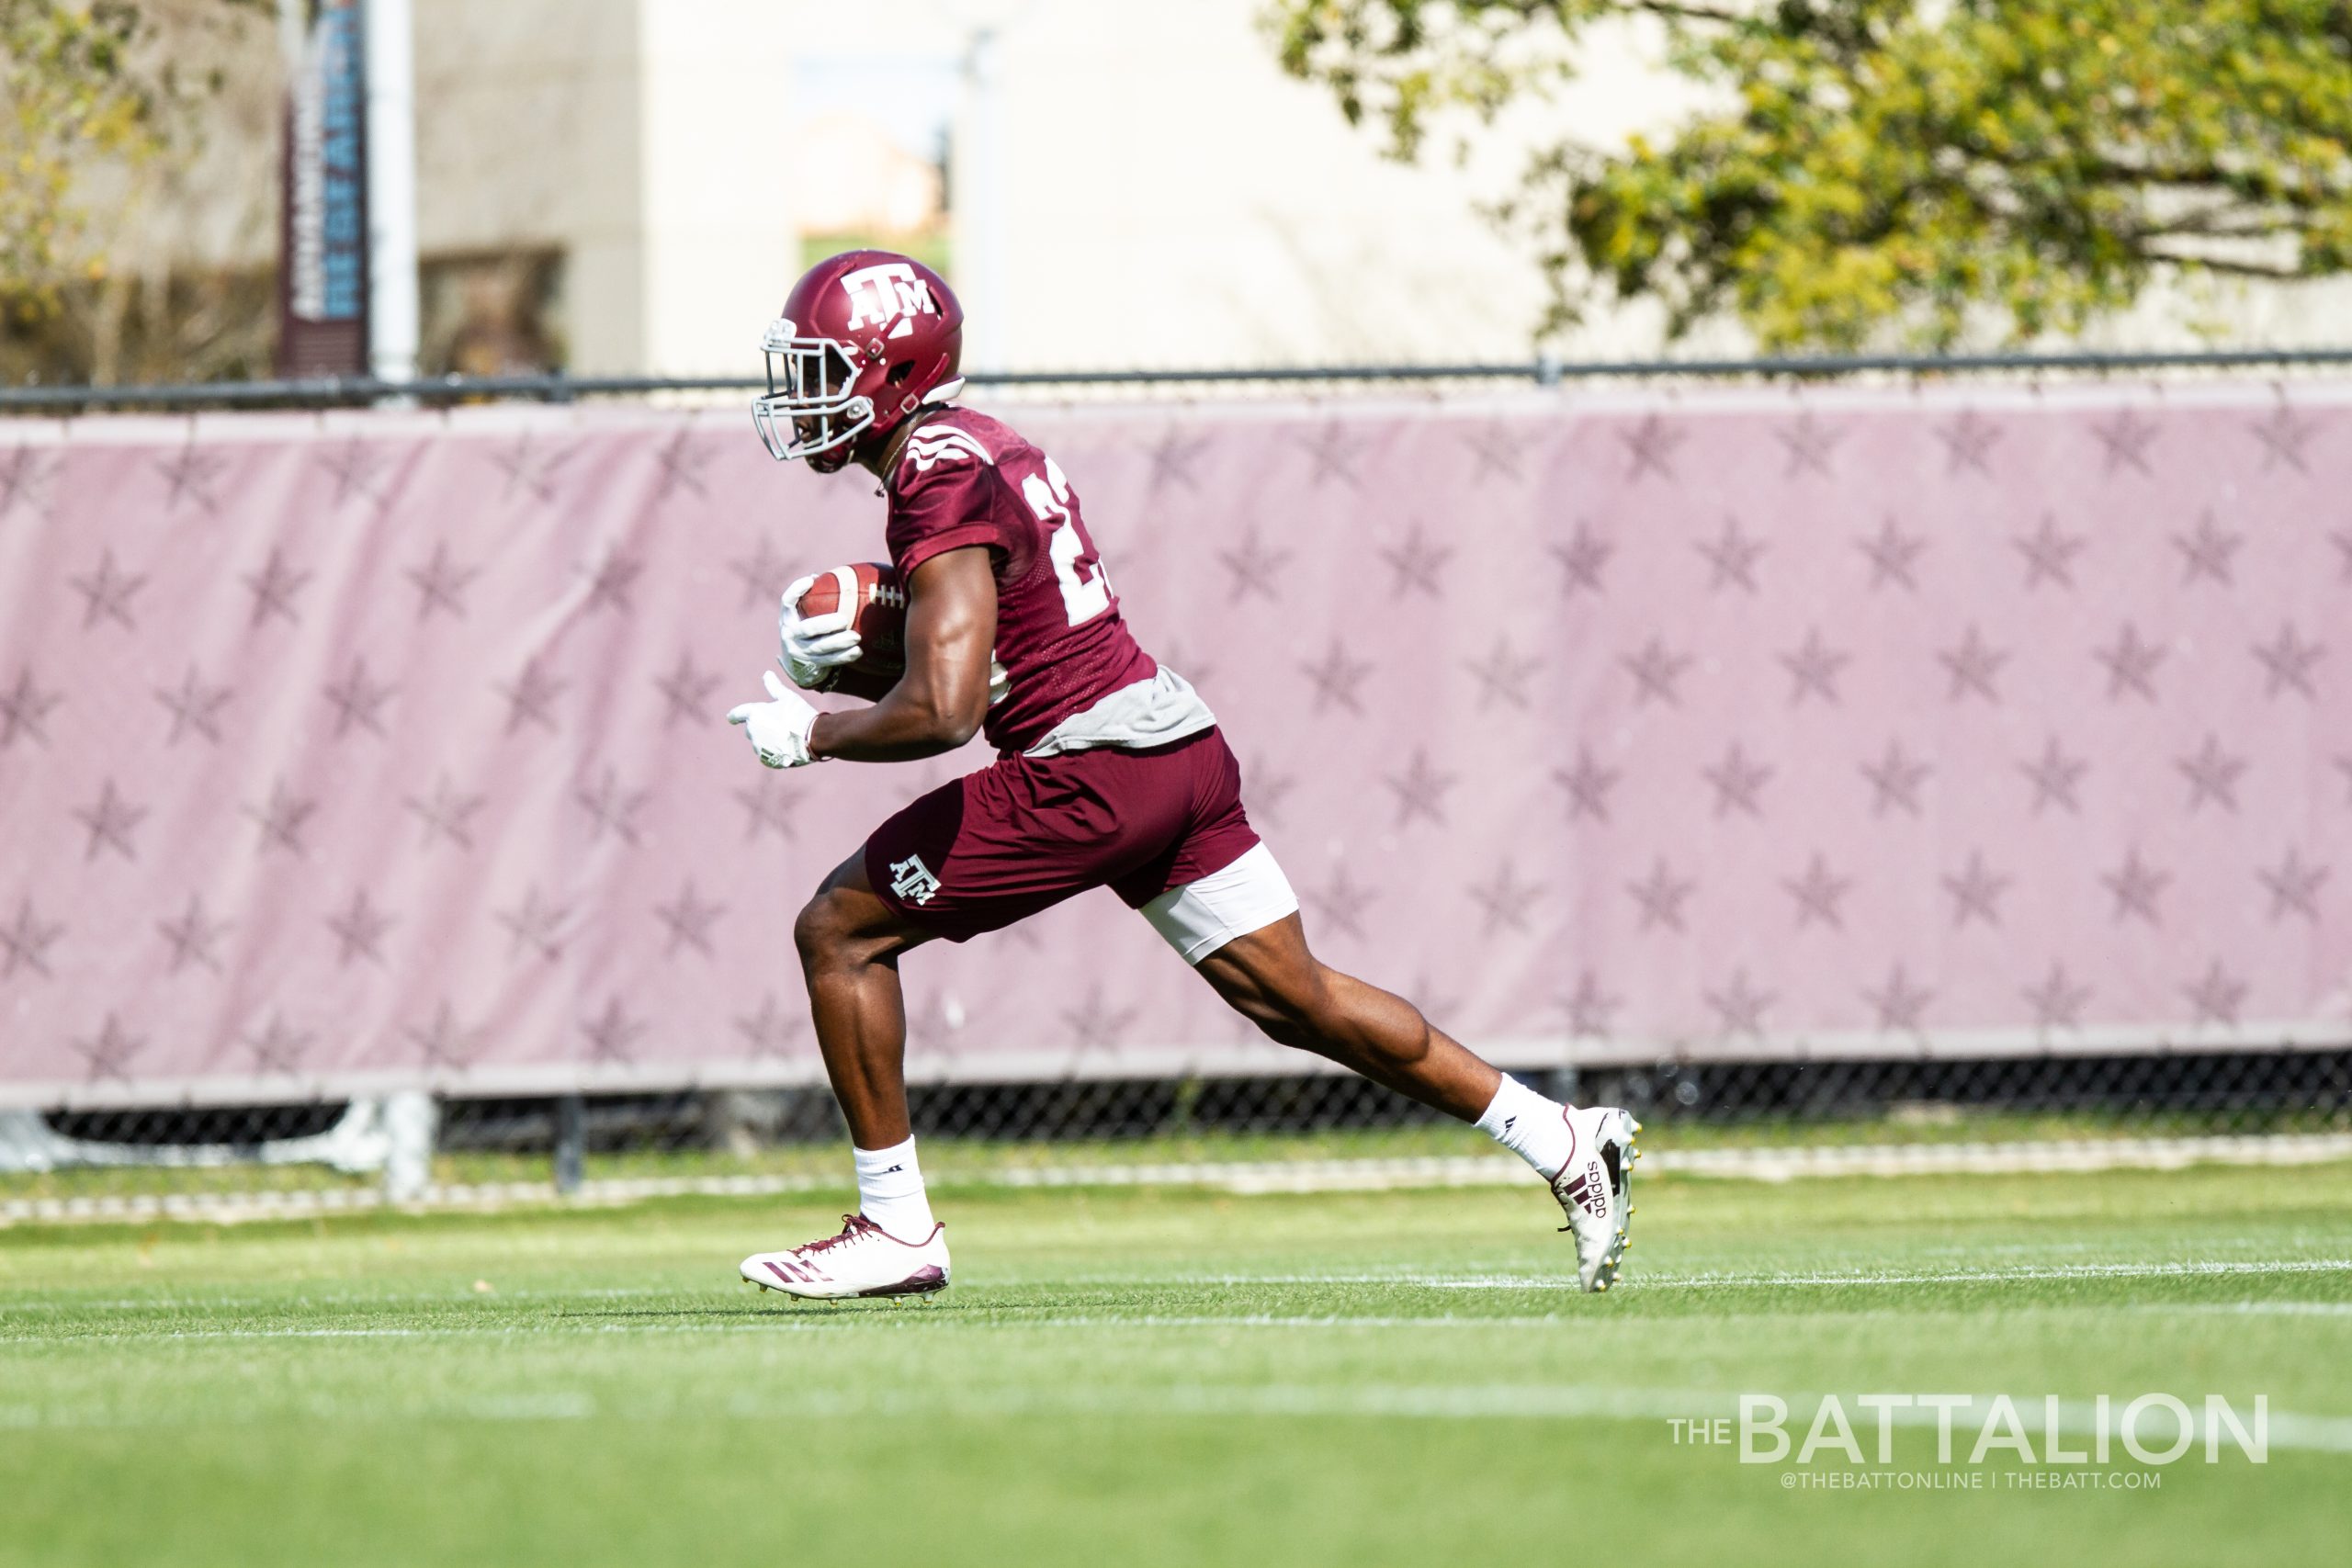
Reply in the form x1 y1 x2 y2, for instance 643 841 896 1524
841 262 940 339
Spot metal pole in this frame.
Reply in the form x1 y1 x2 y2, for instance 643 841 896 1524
553 1093 584 1195
364 0 420 384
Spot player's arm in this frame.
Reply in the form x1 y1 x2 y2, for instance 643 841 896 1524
806 547 996 762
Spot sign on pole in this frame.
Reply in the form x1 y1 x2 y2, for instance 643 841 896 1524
277 0 370 378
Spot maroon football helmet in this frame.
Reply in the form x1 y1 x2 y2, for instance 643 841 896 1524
752 250 966 473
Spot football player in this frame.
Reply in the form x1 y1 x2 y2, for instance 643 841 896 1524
727 251 1636 1298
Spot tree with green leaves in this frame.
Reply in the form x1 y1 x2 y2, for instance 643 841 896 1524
1267 1 2352 349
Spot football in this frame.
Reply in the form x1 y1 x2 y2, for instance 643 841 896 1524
796 561 908 687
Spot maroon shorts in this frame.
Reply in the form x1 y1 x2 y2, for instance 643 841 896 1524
863 728 1261 941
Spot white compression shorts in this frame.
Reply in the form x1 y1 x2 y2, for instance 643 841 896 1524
1138 841 1300 965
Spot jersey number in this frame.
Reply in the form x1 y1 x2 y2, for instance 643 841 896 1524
1023 457 1113 627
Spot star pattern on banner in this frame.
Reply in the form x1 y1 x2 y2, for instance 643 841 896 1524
492 434 575 504
578 768 652 846
2012 513 2086 590
2 897 65 979
1384 748 1456 828
2089 409 2159 475
1622 637 1691 706
1300 638 1374 715
1303 863 1378 942
1245 755 1297 829
73 779 146 863
1695 514 1768 592
1703 969 1775 1037
2247 401 2317 472
654 648 723 729
244 1010 314 1076
1782 852 1852 930
1860 740 1930 818
406 773 486 851
1466 637 1543 708
2022 963 2093 1032
1779 628 1850 706
498 886 571 964
734 993 805 1059
1560 969 1620 1038
2094 621 2167 702
155 664 232 746
1553 747 1619 822
1463 422 1523 483
243 779 319 858
583 548 643 616
729 535 793 611
1774 412 1843 477
2019 736 2089 815
653 880 727 958
582 997 647 1064
1298 422 1368 487
1941 851 2010 929
1619 413 1685 480
1217 525 1292 601
405 541 481 622
1467 857 1544 935
1862 964 1935 1034
2181 960 2248 1027
2100 847 2171 926
1856 515 1928 592
69 547 146 632
1378 521 1453 597
734 781 795 841
2170 511 2243 586
1937 626 2008 703
1934 410 2001 475
2174 734 2247 814
156 441 227 513
323 657 398 739
242 546 313 629
405 1002 480 1071
1701 740 1773 818
317 437 391 509
1061 984 1140 1049
2249 622 2325 700
2256 848 2329 923
157 894 230 975
324 887 397 966
73 1013 145 1081
498 660 565 735
1548 520 1614 596
1626 858 1697 933
1 665 63 749
651 429 717 504
1148 428 1210 491
0 446 59 518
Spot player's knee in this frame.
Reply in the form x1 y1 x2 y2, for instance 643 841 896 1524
1232 964 1343 1049
792 888 856 971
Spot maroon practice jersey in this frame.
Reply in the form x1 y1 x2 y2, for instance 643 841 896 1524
885 407 1158 754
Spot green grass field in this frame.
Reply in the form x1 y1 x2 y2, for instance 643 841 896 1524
4 1162 2348 1567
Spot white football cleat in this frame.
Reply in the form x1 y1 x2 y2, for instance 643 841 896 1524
1550 1106 1639 1293
740 1213 951 1300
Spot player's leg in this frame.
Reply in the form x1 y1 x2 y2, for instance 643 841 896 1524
741 850 953 1300
1193 909 1498 1119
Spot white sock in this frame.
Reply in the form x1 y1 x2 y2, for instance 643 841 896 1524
853 1136 936 1241
1476 1076 1576 1179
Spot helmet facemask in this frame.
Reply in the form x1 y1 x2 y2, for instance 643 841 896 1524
752 319 873 468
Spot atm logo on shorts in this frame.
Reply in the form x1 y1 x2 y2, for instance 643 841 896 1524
889 854 942 906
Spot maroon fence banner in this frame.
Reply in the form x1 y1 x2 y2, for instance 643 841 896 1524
0 385 2346 1107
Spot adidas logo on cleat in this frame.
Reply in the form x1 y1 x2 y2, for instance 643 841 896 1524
1561 1161 1609 1219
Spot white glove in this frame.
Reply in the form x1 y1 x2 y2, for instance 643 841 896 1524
727 671 821 768
777 574 863 691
